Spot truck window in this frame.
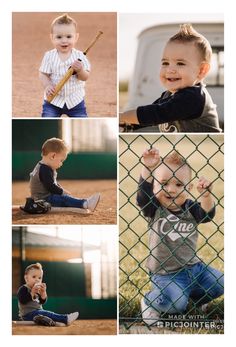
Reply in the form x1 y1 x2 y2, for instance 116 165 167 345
205 47 224 87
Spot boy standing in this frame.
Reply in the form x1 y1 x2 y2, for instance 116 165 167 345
137 147 224 325
17 263 79 325
29 137 100 211
39 13 90 117
120 24 221 132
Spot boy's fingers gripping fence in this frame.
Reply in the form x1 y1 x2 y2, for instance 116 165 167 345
20 197 51 214
47 31 103 103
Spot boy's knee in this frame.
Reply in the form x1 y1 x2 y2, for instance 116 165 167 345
147 289 188 314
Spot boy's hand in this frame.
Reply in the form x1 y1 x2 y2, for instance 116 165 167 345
142 148 160 169
39 283 47 299
71 60 83 73
119 110 139 125
197 176 213 197
31 283 41 299
45 84 56 97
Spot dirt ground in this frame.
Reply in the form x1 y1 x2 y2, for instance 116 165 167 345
12 12 117 117
12 180 117 225
12 319 117 335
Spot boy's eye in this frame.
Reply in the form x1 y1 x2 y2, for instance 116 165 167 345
161 182 167 187
177 62 186 66
67 35 72 39
162 61 169 66
56 36 62 39
176 183 184 187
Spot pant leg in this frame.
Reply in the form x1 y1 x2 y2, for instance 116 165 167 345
41 100 63 118
189 262 224 305
144 270 191 314
66 100 88 118
46 194 86 208
23 309 68 324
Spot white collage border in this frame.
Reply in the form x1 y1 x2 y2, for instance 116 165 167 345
1 0 234 345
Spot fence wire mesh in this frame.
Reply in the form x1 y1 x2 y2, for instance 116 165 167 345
119 134 224 333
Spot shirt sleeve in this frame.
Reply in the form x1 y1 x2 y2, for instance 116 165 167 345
136 86 205 126
17 286 47 304
39 51 52 74
186 199 216 223
17 286 32 304
39 164 63 195
136 176 159 218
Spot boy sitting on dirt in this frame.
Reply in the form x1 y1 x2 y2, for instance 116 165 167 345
137 147 224 325
17 263 78 326
29 137 100 211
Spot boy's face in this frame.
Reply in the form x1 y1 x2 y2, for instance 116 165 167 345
48 150 68 170
153 163 192 211
51 23 78 54
160 41 208 93
24 269 43 289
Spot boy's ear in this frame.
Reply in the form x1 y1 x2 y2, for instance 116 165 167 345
75 33 79 42
24 274 27 282
198 62 210 80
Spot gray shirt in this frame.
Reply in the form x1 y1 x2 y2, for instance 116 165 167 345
137 83 222 133
137 178 215 274
17 285 46 318
30 161 63 200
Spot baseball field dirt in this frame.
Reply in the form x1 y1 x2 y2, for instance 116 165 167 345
12 179 117 224
12 12 117 117
12 319 117 335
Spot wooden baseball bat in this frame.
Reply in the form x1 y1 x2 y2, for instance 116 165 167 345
47 30 103 103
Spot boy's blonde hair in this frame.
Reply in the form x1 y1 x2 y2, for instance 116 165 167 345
42 138 69 156
168 24 212 63
25 262 43 274
51 13 77 33
162 151 192 178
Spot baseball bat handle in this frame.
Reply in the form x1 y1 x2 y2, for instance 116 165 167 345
46 31 103 103
47 68 74 103
84 30 103 55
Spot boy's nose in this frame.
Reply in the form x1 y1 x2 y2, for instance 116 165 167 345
166 185 175 194
167 66 176 73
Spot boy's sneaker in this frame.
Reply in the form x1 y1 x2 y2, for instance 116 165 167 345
201 303 209 313
33 315 56 326
67 311 79 325
86 193 100 212
141 298 160 326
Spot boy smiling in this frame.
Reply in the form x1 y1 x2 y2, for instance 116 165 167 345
120 24 222 132
39 13 90 117
137 147 224 325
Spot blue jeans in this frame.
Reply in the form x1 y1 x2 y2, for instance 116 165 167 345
42 100 87 118
46 194 86 208
144 262 224 314
23 309 68 324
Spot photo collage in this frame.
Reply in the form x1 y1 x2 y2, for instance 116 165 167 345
11 12 224 336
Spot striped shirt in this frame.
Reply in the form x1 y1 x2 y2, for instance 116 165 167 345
39 48 90 109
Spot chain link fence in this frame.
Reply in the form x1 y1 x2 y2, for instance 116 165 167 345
119 134 224 333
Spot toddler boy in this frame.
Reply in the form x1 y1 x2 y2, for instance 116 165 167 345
39 13 90 117
120 24 222 132
29 137 100 211
17 263 79 325
137 147 224 325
